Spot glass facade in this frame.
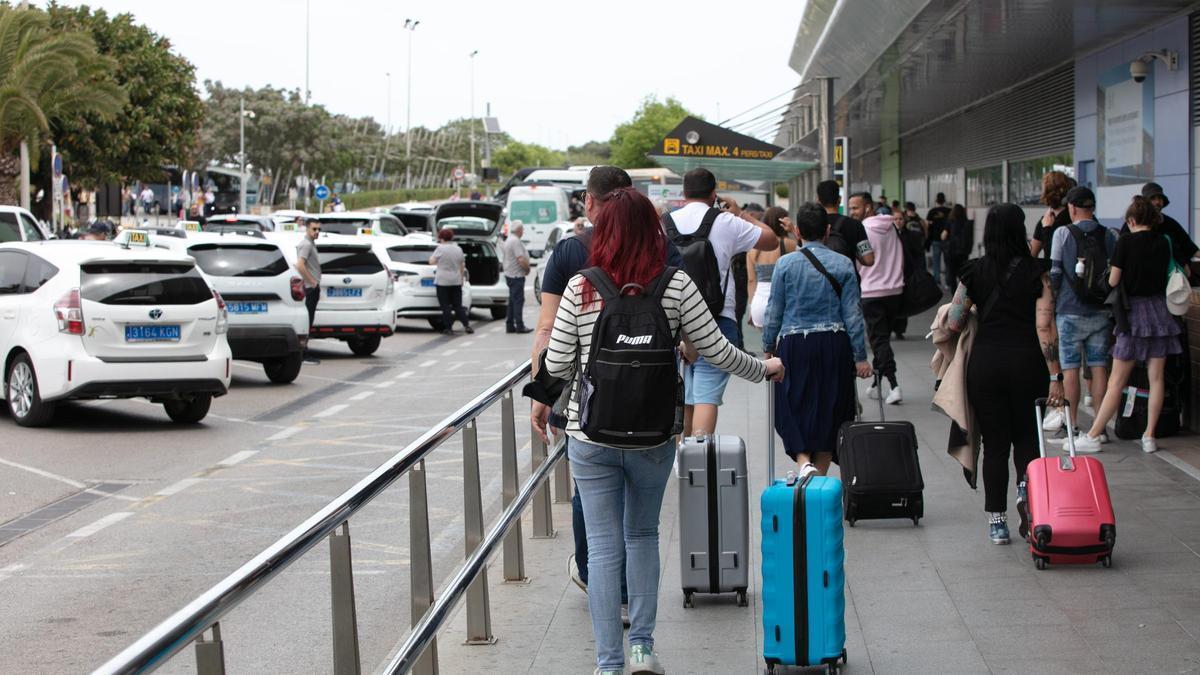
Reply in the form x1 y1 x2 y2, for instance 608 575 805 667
928 172 958 206
966 165 1004 207
1008 154 1074 206
904 177 928 210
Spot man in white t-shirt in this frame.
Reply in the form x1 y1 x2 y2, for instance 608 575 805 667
664 168 779 436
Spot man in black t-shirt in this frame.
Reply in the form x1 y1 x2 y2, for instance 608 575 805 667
817 180 875 268
1136 182 1198 272
926 192 950 288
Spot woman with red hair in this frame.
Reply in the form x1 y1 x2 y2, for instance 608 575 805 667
545 187 783 675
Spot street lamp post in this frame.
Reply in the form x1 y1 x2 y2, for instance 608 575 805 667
239 97 256 214
403 18 420 190
469 50 478 178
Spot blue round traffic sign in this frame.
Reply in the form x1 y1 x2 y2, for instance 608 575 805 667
314 184 330 200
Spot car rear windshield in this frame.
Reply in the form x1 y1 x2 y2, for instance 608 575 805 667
508 200 559 225
318 247 384 275
394 212 433 232
81 263 212 305
386 246 435 264
208 218 264 230
188 244 289 277
316 219 370 235
438 217 494 234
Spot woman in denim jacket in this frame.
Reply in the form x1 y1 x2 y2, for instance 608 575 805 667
763 202 873 477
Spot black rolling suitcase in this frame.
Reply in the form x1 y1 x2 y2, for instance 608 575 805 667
1114 358 1183 440
836 375 924 526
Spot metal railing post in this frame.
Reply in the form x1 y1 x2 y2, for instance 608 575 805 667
530 428 555 538
194 623 226 675
329 522 362 674
500 391 527 582
553 438 571 503
461 420 495 644
409 460 439 674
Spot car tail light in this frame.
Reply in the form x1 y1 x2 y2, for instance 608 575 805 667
213 289 229 334
54 288 85 335
290 276 305 301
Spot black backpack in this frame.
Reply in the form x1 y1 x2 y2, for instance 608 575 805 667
825 214 853 261
1066 224 1111 305
577 266 682 447
662 208 727 318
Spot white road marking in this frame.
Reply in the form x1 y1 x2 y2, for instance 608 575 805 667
315 404 350 418
349 390 375 402
419 359 437 368
1158 450 1200 482
446 361 465 372
66 512 133 539
395 371 414 380
0 563 26 580
442 349 458 356
217 450 259 467
460 341 476 347
375 381 393 389
155 478 204 497
267 426 304 441
0 458 86 489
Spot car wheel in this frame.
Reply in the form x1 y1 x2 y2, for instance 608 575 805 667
263 353 303 384
163 394 212 424
490 307 506 320
534 274 542 304
348 334 382 356
6 354 55 427
427 318 445 331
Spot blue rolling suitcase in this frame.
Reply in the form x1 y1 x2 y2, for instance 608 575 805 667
761 386 847 674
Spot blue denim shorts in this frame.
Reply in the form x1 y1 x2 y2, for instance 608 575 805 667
683 316 739 406
1056 313 1112 369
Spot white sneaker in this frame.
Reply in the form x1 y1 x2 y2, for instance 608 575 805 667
885 386 903 405
1042 408 1064 432
1070 433 1103 454
1142 436 1158 454
867 385 881 400
798 462 819 478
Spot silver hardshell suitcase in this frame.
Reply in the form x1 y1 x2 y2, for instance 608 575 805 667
677 434 750 607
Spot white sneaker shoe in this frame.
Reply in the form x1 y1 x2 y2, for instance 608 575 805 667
798 462 819 478
1070 433 1103 454
885 386 903 405
1042 408 1064 432
867 385 881 400
1142 435 1158 453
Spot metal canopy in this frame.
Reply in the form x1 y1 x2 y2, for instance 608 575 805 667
788 0 1199 155
649 155 818 182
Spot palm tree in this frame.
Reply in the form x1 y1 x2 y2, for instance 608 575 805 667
0 7 125 205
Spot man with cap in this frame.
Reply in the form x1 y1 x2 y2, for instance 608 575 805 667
1049 185 1117 442
81 221 111 241
1134 182 1198 272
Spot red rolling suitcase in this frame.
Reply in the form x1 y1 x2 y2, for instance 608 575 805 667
1027 399 1116 570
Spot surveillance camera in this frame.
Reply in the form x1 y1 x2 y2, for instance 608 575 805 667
1130 59 1149 83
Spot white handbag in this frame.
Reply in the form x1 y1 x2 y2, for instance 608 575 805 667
1165 236 1191 316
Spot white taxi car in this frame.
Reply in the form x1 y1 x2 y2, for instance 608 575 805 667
0 240 231 426
115 228 309 384
271 233 395 356
377 236 474 331
434 201 508 320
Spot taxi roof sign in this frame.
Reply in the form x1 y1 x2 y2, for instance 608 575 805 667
178 220 201 232
127 230 150 246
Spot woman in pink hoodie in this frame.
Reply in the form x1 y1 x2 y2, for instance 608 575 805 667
858 205 907 404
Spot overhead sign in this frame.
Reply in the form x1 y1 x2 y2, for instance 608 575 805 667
314 184 330 200
650 116 782 161
833 136 849 188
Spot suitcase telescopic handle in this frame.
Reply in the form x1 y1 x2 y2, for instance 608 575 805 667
1033 398 1077 460
875 371 885 422
767 379 776 484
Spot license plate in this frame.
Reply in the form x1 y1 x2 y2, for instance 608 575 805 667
227 302 268 314
327 287 363 298
420 278 435 288
126 324 181 342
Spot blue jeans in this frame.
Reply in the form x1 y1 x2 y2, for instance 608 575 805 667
929 240 943 286
573 487 627 602
569 436 675 670
505 276 526 329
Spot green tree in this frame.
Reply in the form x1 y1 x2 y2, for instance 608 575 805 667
608 96 694 169
564 140 610 167
491 140 564 176
46 3 201 186
0 6 125 204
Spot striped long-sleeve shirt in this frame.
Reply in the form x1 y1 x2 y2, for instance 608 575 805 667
545 268 766 445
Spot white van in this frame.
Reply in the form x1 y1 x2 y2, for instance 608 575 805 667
505 184 569 257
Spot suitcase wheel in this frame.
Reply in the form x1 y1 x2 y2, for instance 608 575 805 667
736 589 748 607
1101 555 1113 568
912 516 921 527
841 648 848 664
1034 556 1048 571
683 591 695 609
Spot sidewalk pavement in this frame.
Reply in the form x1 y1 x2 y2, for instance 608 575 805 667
433 319 1200 674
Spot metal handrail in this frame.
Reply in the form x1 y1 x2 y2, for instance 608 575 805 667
94 361 545 675
384 436 566 673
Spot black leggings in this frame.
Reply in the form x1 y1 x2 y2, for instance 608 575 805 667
966 347 1047 512
436 284 471 329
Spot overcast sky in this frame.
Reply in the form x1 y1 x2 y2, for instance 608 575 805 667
79 0 804 148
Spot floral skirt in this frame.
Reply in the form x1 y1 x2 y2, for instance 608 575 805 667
1112 295 1182 362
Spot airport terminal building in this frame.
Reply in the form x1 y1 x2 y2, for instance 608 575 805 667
781 0 1200 232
